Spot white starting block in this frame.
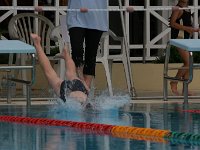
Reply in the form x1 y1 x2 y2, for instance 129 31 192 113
164 39 200 104
0 40 36 107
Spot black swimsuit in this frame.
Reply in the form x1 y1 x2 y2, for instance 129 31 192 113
60 79 88 102
170 5 192 39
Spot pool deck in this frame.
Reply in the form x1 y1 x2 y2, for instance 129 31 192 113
1 62 200 105
1 95 200 106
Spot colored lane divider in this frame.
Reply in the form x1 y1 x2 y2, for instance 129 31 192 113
0 115 200 146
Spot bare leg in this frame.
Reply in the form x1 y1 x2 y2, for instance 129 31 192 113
31 33 62 96
170 48 194 96
170 81 179 96
170 64 186 96
83 75 93 88
177 48 194 96
76 66 84 81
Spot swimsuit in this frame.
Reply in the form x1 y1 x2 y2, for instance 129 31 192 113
60 79 88 102
171 5 192 39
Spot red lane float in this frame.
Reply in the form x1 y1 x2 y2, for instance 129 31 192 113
0 115 170 139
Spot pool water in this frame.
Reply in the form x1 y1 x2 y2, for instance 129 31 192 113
0 99 200 150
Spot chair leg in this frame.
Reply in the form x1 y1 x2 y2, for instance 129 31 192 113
183 82 188 104
163 78 168 101
163 43 170 101
122 59 132 94
7 79 11 104
108 59 113 80
26 84 31 107
21 54 27 96
14 54 21 80
57 59 66 80
88 79 95 99
8 54 14 65
60 59 66 79
102 60 113 96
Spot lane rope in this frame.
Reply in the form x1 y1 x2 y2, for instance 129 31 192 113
0 115 200 145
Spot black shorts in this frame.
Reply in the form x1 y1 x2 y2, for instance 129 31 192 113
60 79 88 102
69 27 103 76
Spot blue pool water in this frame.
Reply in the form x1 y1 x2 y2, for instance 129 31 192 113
0 97 200 150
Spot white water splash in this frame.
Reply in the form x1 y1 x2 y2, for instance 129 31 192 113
88 90 131 110
48 91 131 125
52 90 131 111
94 95 130 110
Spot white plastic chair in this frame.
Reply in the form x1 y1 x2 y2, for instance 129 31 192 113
96 30 132 96
50 25 69 79
8 13 55 95
50 15 72 79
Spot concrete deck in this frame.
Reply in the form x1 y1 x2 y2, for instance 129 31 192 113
1 63 200 103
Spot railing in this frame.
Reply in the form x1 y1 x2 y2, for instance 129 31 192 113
0 0 199 62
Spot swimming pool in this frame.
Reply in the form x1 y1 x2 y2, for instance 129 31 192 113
0 99 200 150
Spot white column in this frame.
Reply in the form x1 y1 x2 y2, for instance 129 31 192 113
144 0 150 62
193 0 199 39
12 0 17 15
125 0 130 44
162 0 170 46
55 0 60 26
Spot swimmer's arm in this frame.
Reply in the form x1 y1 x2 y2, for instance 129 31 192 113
170 8 198 34
31 33 62 96
38 53 62 96
170 8 184 30
34 40 62 95
45 70 62 96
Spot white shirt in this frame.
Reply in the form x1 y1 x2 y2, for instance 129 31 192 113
67 0 108 31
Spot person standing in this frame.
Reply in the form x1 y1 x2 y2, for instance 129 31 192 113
169 0 199 96
67 0 108 89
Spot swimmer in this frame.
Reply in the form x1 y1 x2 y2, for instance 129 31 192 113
169 0 199 96
31 33 90 103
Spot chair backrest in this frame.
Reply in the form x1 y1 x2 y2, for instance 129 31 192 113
97 30 124 60
8 13 55 54
50 25 70 52
50 15 71 53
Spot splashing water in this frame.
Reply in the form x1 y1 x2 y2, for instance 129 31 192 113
52 89 131 111
48 91 131 125
88 89 131 110
94 94 130 110
50 87 131 110
54 97 83 110
48 97 85 122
